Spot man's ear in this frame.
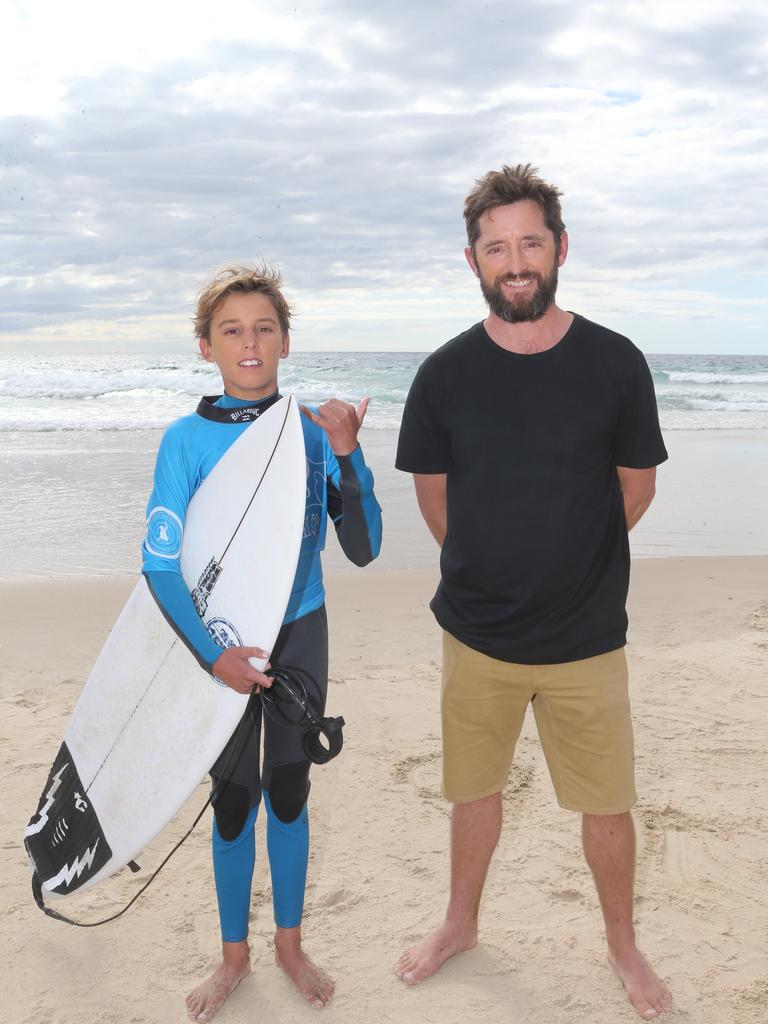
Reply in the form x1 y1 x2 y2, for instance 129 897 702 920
557 231 569 267
464 246 480 278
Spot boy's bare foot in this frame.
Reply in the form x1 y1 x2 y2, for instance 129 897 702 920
608 947 673 1020
395 920 478 984
186 942 250 1023
274 927 335 1007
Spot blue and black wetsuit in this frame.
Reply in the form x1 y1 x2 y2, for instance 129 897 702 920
142 391 382 938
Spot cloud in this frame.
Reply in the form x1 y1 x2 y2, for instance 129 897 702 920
1 0 766 352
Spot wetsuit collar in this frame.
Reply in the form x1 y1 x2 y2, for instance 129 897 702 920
196 392 283 424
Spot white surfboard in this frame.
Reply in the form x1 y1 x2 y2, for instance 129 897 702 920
25 395 306 898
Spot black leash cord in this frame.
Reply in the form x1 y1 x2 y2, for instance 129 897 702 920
32 790 215 927
263 668 345 765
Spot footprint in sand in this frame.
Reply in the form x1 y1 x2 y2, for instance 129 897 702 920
393 751 536 813
315 887 360 912
750 604 768 631
393 752 443 803
551 888 583 903
640 803 763 907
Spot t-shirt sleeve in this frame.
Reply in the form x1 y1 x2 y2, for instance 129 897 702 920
395 360 452 474
614 346 669 468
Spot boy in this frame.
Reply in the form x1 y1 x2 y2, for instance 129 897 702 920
141 264 382 1021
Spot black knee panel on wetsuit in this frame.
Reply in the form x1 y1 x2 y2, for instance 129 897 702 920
212 780 253 841
268 761 311 823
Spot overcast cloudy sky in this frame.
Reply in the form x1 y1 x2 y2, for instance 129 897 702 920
1 0 766 353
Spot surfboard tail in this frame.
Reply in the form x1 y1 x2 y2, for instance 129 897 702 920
24 742 113 896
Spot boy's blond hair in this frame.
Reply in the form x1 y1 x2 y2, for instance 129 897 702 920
193 263 292 340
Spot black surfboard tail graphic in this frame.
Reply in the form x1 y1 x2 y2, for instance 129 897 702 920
24 742 113 897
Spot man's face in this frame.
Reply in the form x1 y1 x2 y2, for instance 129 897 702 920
466 200 567 323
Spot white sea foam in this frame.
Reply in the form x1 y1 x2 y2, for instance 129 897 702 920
667 371 768 385
2 349 767 577
1 350 767 434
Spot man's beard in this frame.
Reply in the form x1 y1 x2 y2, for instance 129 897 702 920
479 258 559 323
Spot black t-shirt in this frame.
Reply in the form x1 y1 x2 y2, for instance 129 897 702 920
395 314 668 664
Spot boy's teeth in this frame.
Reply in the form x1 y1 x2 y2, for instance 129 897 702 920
239 359 262 366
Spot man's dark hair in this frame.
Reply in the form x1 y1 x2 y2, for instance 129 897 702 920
464 163 565 251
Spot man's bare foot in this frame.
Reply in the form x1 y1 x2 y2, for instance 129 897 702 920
395 920 478 984
274 929 335 1008
608 947 673 1020
186 949 250 1023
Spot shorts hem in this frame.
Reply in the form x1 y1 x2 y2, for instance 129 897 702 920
555 796 637 815
442 782 506 805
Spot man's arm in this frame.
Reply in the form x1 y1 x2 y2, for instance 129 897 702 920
413 473 448 546
616 465 657 532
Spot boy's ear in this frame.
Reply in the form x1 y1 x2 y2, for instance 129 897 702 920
199 336 214 362
280 332 291 358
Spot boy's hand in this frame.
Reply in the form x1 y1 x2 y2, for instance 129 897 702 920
212 647 272 694
300 398 369 456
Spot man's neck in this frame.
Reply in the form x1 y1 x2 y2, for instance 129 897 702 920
483 304 574 355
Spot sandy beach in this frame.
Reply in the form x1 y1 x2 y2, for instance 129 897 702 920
2 556 767 1024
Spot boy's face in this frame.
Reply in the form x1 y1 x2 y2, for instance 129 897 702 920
199 291 289 401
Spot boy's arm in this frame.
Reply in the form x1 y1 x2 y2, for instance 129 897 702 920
327 446 383 566
144 568 223 673
301 398 382 567
143 570 270 692
142 428 270 693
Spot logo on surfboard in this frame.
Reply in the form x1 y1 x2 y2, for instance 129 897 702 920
206 618 243 649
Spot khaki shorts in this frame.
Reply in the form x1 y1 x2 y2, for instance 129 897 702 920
441 633 636 814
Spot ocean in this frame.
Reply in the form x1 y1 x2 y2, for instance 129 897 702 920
2 350 767 578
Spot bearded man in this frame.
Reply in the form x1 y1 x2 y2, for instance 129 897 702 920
395 164 672 1021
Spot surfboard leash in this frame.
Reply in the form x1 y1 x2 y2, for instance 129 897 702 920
29 686 264 927
262 667 345 765
29 667 344 927
31 795 213 927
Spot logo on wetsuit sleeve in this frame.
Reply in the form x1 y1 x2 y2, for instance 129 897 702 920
145 507 183 558
303 458 326 539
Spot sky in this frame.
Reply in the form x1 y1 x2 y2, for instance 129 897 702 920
1 0 766 354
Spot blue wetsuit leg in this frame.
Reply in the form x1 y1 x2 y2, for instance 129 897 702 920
212 804 259 943
210 606 328 937
264 792 309 929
